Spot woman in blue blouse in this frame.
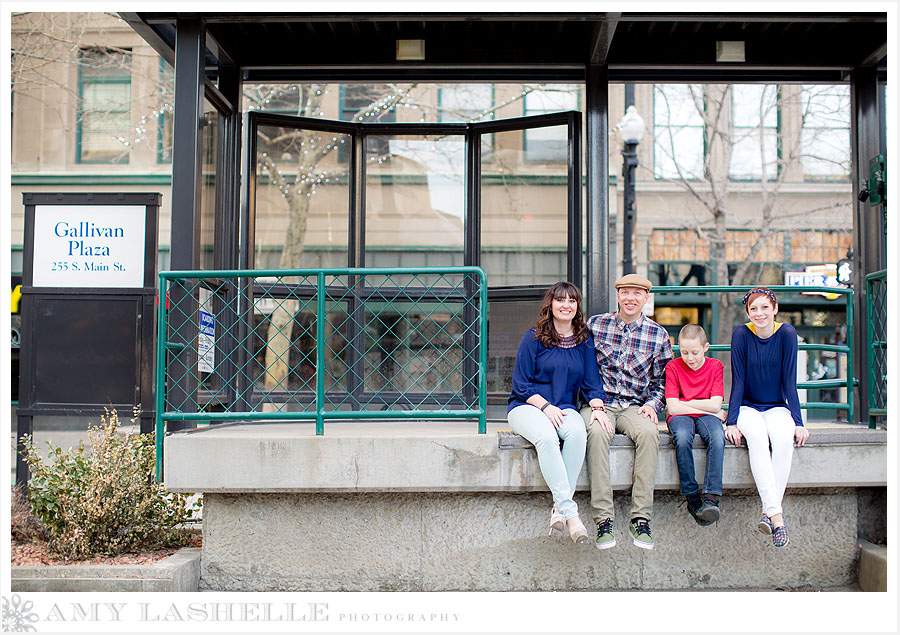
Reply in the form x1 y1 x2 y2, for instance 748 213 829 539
508 281 610 544
725 287 810 548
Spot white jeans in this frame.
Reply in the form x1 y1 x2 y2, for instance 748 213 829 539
736 406 796 517
508 405 587 519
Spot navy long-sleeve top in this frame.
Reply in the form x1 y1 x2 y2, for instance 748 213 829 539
726 322 803 427
508 328 607 413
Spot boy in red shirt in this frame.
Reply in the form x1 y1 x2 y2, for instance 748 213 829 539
665 324 726 525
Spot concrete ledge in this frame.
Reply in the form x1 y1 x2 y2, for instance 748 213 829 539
163 421 887 492
200 491 858 591
857 540 888 592
11 547 200 592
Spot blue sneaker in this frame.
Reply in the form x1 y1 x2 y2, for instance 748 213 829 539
758 515 774 535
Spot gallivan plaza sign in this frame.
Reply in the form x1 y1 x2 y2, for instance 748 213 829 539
31 204 146 288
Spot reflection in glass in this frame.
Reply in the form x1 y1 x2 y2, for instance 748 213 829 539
653 84 704 179
480 128 568 287
364 134 465 282
199 105 217 270
254 124 351 270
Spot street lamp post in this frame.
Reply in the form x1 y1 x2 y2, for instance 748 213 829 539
619 105 645 275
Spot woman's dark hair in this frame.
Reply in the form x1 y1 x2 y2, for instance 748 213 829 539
533 281 589 348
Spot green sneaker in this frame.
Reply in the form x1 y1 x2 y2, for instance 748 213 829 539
595 517 616 550
629 517 654 550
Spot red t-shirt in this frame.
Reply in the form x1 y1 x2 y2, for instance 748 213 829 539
664 357 725 423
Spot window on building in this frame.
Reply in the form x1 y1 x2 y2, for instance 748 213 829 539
439 84 494 155
729 84 779 180
653 84 705 179
338 84 397 161
156 57 174 163
523 84 578 161
77 48 132 164
800 85 851 180
246 83 307 115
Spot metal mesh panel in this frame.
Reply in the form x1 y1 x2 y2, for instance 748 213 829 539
867 271 887 417
157 268 486 430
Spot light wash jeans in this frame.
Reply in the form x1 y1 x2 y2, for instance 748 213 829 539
736 406 796 517
508 405 587 519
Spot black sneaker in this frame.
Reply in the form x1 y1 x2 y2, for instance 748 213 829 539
697 496 720 523
686 494 714 526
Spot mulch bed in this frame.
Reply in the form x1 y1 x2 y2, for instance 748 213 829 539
11 533 202 567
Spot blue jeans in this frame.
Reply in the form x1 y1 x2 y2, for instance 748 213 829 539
508 405 587 519
669 414 725 497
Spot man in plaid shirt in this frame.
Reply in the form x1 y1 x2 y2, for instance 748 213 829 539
580 273 673 550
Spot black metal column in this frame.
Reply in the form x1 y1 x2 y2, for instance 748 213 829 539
621 141 638 275
168 17 205 431
347 128 365 408
217 64 243 410
585 65 610 316
850 65 884 425
462 125 482 408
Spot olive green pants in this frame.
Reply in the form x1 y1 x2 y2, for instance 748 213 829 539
580 404 659 522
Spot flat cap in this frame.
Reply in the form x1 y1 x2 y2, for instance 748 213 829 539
614 273 652 292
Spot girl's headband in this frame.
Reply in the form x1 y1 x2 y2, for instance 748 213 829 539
742 287 778 306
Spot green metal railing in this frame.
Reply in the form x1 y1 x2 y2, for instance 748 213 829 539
866 270 887 427
655 284 855 419
156 267 488 478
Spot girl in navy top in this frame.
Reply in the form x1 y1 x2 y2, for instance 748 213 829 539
508 281 609 544
725 287 810 548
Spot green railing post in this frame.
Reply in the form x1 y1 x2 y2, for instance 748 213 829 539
154 277 168 482
478 269 488 435
316 271 325 436
845 289 854 425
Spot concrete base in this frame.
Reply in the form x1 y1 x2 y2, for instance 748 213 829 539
200 491 858 591
857 540 888 592
163 421 885 592
11 547 201 592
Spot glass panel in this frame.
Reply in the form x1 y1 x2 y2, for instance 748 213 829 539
523 85 578 161
481 127 568 287
361 307 467 401
486 299 541 397
730 84 778 180
199 104 218 270
800 85 851 180
254 123 351 269
653 84 704 179
364 133 465 281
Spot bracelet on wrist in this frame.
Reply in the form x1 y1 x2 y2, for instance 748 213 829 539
591 403 605 412
540 402 552 412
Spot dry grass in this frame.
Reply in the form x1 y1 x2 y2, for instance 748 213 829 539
10 485 47 543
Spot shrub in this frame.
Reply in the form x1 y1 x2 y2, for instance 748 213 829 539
10 485 47 543
21 408 200 560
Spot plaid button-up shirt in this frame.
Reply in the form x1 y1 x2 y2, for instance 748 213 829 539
586 312 673 413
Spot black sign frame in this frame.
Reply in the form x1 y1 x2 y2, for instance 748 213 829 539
16 192 160 486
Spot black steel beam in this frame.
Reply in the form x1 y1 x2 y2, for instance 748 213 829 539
850 65 884 426
589 14 620 66
567 111 583 286
168 17 206 431
585 65 610 317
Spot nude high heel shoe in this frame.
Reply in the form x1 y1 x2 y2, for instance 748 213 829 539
567 516 589 544
549 507 565 535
